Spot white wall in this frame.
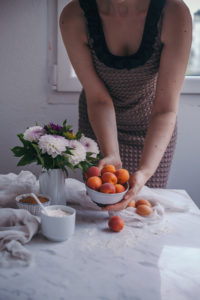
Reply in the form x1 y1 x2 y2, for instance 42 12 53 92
167 94 200 205
0 0 199 207
0 0 78 177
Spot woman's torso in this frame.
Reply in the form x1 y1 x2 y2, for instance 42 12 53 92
78 0 166 133
77 0 177 187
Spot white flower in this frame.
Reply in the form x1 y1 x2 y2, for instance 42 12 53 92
80 135 99 158
38 135 70 158
24 126 45 142
65 140 86 166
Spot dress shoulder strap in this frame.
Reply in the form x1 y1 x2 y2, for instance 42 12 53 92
79 0 166 70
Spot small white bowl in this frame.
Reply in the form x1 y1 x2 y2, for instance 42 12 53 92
41 205 76 242
16 193 51 216
86 183 129 206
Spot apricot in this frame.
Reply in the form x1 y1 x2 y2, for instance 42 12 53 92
127 200 136 208
85 166 100 179
135 199 152 208
136 205 153 216
100 183 116 194
102 172 118 185
101 164 116 175
115 169 130 184
108 216 124 232
87 176 102 191
115 184 125 193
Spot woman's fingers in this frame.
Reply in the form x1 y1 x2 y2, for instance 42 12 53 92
124 180 141 200
101 186 137 211
101 197 131 211
124 187 136 201
97 158 112 171
102 187 136 211
97 159 106 171
101 170 148 211
97 156 122 171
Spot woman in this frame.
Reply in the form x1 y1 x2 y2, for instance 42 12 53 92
60 0 192 210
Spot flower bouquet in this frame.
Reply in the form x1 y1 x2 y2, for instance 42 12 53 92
11 120 100 176
11 120 100 205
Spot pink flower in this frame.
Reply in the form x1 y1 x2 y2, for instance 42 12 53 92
23 126 45 142
64 140 86 166
80 136 99 157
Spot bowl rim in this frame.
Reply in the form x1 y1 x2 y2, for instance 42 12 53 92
40 205 76 218
15 193 51 205
86 182 129 196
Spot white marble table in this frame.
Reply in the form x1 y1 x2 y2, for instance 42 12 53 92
0 190 200 300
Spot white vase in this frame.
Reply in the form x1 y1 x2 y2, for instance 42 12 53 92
39 169 67 205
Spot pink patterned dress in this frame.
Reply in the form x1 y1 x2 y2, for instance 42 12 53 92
78 0 177 187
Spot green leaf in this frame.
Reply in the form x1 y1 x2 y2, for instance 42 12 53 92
75 131 82 140
32 144 44 167
11 146 25 157
41 153 54 169
65 148 73 155
54 155 64 169
76 163 84 171
62 120 68 133
17 133 30 147
91 157 99 163
64 160 75 170
81 162 93 174
86 152 96 158
62 120 67 127
63 166 68 177
17 154 36 166
65 125 72 131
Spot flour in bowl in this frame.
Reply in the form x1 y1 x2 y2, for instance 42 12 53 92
47 209 71 217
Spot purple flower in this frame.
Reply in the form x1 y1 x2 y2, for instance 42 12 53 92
49 123 62 132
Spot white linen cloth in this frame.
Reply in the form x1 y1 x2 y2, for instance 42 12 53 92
0 208 40 267
0 171 39 267
0 171 39 208
65 179 190 227
0 171 191 267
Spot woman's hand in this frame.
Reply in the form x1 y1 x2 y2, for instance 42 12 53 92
101 170 149 211
97 155 122 172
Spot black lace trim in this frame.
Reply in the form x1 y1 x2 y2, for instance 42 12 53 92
79 0 166 70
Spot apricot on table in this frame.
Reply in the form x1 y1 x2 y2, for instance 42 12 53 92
101 164 116 175
108 216 124 232
85 166 100 179
102 172 118 185
135 199 152 208
115 184 126 193
127 200 136 207
87 176 102 191
100 183 116 194
115 169 130 184
136 205 153 216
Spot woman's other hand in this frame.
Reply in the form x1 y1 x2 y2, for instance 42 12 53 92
101 170 148 211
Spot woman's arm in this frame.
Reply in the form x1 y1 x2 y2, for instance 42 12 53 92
59 1 121 168
137 0 192 180
103 0 192 211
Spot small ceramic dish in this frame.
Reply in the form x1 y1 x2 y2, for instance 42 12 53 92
86 183 129 206
15 193 51 216
41 205 76 242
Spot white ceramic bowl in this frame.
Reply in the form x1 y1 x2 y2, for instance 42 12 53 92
86 183 129 206
16 193 51 216
41 205 76 242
